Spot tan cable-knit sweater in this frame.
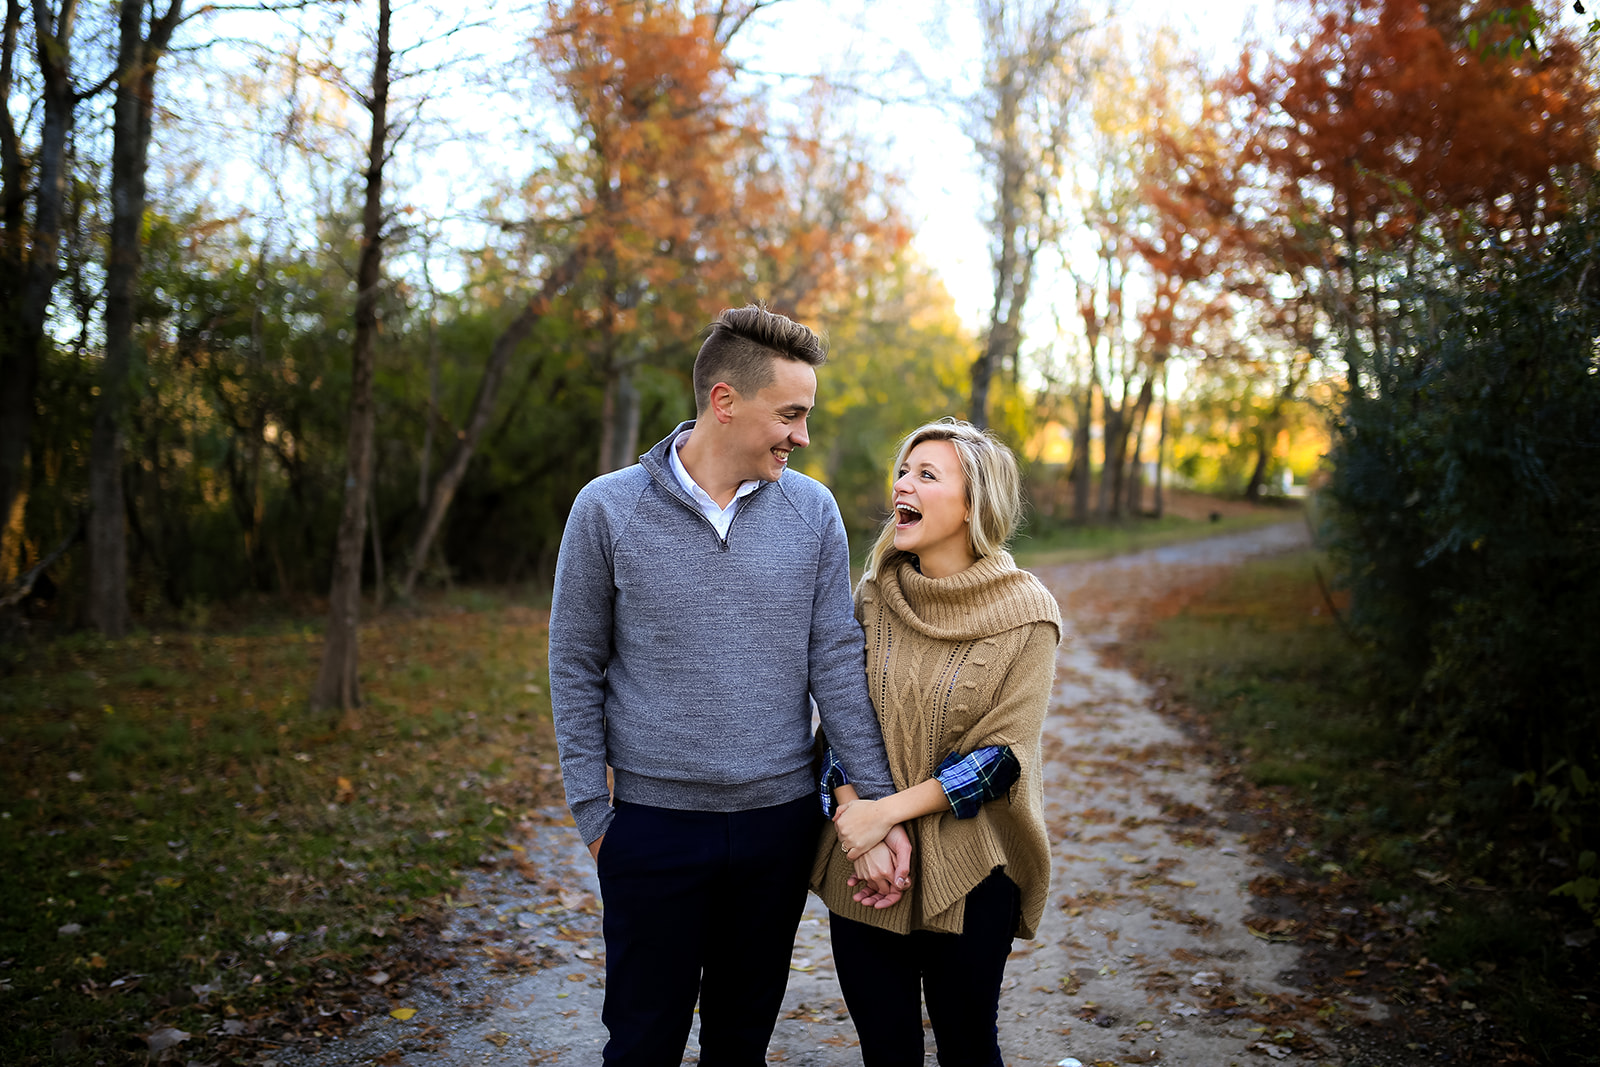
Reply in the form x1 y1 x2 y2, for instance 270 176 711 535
811 550 1063 937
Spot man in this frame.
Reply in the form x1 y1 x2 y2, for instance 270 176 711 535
548 305 910 1066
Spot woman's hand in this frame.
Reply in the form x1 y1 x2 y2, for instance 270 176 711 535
834 798 895 859
846 824 914 908
848 844 901 907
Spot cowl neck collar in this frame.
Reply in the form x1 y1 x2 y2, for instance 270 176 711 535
870 550 1061 642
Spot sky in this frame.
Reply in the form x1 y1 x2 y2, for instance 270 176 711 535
727 0 1274 331
163 0 1274 333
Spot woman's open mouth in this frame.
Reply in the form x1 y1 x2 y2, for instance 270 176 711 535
895 503 922 528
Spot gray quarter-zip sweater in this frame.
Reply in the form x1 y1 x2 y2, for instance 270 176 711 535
548 421 896 845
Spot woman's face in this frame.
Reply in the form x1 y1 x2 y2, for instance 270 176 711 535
891 438 974 576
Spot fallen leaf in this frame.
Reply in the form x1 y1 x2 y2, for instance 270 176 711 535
153 876 184 889
390 1007 417 1021
1247 1041 1290 1060
485 1030 511 1047
334 776 355 804
143 1028 190 1053
558 890 598 913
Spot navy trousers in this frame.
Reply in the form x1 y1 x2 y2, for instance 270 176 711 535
829 867 1021 1067
595 794 821 1066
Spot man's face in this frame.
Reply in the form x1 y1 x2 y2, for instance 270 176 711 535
723 359 816 482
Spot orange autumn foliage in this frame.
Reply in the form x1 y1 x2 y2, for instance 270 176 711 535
535 1 908 328
1235 0 1597 254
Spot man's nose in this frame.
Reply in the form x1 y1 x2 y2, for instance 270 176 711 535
790 418 809 448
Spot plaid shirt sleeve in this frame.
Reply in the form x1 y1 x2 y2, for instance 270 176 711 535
818 743 851 817
936 745 1020 820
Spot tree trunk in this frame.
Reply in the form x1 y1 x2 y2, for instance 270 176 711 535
400 248 581 598
1152 363 1167 520
1 0 77 569
312 0 390 724
418 254 441 510
1123 375 1154 517
1070 381 1092 523
597 361 640 475
87 0 180 635
1098 392 1128 520
1125 408 1145 518
368 479 384 612
1245 424 1273 502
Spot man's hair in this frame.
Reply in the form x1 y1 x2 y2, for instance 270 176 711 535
863 418 1025 582
692 305 826 413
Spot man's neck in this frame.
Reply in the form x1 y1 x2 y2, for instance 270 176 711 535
677 424 742 510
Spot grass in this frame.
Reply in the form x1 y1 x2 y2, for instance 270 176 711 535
0 592 560 1064
1010 506 1300 568
1130 550 1600 1064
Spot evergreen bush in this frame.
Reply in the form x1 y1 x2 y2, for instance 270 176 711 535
1326 214 1600 917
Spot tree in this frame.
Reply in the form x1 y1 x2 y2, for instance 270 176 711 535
1233 0 1595 388
401 2 908 594
311 0 392 721
968 0 1088 430
0 2 104 581
1127 44 1248 513
83 0 183 636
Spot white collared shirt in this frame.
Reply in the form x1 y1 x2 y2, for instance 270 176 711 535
669 428 762 540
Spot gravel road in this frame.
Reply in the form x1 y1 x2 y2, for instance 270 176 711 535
299 519 1350 1066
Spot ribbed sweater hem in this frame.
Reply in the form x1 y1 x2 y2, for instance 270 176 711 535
613 765 816 813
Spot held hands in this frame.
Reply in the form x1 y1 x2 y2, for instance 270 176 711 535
847 822 913 908
833 798 896 860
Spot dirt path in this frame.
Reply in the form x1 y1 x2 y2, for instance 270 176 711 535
298 520 1353 1066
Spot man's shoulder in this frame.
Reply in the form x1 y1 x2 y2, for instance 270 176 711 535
771 468 839 513
574 463 653 508
563 465 657 539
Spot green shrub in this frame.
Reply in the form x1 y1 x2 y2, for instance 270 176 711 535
1325 209 1600 920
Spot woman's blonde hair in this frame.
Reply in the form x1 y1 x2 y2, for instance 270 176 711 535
861 418 1024 582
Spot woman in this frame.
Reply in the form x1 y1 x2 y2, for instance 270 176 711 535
812 418 1062 1066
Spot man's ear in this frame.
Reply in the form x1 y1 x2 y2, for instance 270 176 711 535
708 381 739 425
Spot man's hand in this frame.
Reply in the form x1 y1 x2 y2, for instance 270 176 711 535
847 843 904 908
587 834 604 861
847 823 913 908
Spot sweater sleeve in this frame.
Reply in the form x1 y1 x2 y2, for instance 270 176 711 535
547 483 621 845
805 499 895 800
963 621 1060 784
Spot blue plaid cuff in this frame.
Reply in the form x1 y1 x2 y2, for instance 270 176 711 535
936 746 1020 820
818 744 851 817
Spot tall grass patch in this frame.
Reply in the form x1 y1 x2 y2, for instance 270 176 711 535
0 595 560 1065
